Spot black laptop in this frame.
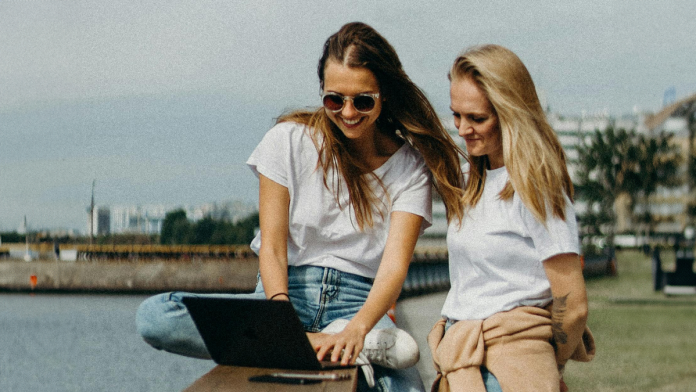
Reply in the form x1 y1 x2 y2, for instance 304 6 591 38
183 297 349 370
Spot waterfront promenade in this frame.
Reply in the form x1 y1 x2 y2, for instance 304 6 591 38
1 241 451 390
0 291 448 391
395 291 448 389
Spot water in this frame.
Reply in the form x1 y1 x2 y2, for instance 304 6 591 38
0 293 215 392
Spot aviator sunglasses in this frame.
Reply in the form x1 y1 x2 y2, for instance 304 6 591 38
321 92 380 113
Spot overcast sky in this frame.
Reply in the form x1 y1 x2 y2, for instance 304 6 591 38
1 1 695 231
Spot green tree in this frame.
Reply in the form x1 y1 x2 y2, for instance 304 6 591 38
0 231 24 243
234 212 259 244
160 209 259 245
689 153 696 220
633 132 681 237
575 126 682 247
160 209 191 245
209 222 238 244
192 216 217 245
687 108 696 227
575 127 641 248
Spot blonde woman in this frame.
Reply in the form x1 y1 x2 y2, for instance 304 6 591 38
428 45 594 392
137 22 464 392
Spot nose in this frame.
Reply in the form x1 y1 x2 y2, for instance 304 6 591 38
458 120 473 137
341 99 359 118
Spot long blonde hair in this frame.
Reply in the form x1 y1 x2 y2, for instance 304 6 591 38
280 22 464 229
450 44 573 223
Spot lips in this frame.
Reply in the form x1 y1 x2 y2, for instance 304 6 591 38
341 117 363 127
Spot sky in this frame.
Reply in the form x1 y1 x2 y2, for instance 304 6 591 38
1 1 695 231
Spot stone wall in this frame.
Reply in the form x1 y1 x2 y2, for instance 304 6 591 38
0 259 259 293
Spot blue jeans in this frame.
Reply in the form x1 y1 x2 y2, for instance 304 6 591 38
136 265 424 392
444 320 502 392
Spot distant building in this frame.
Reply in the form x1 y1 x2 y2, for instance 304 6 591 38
110 205 165 235
546 112 643 182
641 93 696 234
547 96 696 236
88 200 258 236
88 206 111 236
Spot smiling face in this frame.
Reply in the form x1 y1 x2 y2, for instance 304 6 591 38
450 76 504 169
322 60 382 143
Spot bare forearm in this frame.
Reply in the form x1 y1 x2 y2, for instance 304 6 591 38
351 265 408 332
551 291 588 365
259 250 289 299
543 253 589 367
257 174 290 300
311 211 421 365
349 211 421 332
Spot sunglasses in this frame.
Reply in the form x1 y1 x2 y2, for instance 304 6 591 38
321 92 380 113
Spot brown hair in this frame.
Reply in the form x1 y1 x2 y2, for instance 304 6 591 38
450 44 573 223
279 22 464 229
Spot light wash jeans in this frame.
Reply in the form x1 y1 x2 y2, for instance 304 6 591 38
136 265 425 392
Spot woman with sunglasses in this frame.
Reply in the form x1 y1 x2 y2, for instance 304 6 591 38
427 45 593 392
136 22 464 391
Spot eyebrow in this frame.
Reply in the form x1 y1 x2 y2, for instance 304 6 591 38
450 107 487 116
325 90 379 95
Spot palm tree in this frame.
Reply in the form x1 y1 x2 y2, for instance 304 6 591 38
687 110 696 227
575 126 682 248
575 126 641 249
633 132 681 239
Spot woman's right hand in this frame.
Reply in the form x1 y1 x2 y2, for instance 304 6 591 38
307 322 369 366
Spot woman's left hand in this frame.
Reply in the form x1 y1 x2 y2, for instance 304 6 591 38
307 324 368 366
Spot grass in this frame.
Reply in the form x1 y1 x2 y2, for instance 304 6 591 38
563 249 696 391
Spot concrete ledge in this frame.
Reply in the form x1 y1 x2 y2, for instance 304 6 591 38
0 259 259 293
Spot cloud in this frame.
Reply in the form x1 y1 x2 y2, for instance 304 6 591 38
1 0 695 229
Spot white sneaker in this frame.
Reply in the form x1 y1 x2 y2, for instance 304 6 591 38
322 319 420 369
353 352 375 388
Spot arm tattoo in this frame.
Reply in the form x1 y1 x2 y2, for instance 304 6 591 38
551 293 569 345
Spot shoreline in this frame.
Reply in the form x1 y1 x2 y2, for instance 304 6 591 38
0 258 260 294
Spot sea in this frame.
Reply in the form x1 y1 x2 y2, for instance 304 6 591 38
0 293 215 392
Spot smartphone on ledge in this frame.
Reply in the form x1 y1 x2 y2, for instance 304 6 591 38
249 372 350 385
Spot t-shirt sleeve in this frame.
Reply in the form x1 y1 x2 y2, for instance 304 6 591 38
246 123 291 187
521 195 580 261
391 160 433 228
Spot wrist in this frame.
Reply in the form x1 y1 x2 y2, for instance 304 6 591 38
344 318 371 337
269 292 289 301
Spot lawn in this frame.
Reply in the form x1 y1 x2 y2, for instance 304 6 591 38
563 249 696 391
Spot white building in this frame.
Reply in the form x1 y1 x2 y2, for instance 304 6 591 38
87 206 111 236
88 200 258 236
110 205 166 235
641 93 696 234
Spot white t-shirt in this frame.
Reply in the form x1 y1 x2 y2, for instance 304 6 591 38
441 166 579 321
246 121 433 279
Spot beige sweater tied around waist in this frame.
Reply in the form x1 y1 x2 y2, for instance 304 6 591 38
427 306 595 392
